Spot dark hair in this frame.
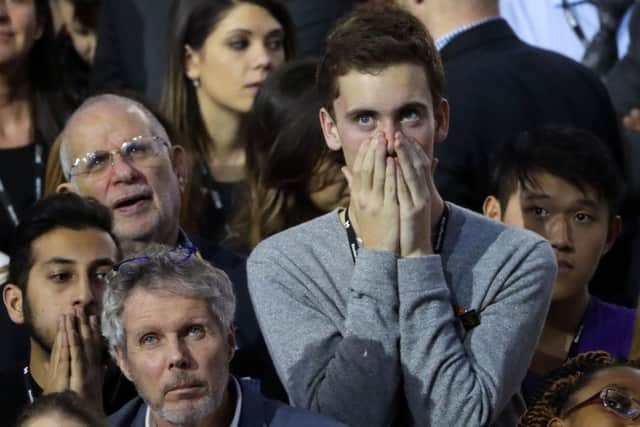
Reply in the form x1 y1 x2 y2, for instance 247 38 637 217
68 0 100 30
15 390 108 427
317 4 444 115
232 59 345 251
162 0 296 160
519 351 640 426
31 0 59 91
489 126 625 218
8 193 118 291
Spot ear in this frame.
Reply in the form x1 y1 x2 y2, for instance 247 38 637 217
170 145 187 193
226 326 236 363
56 181 77 194
434 97 450 145
482 195 502 221
184 44 201 82
604 215 622 254
547 417 566 427
319 108 342 151
3 284 25 325
113 346 133 381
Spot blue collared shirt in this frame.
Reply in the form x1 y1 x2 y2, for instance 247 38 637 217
499 0 633 62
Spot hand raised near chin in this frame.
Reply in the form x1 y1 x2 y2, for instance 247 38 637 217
67 307 105 413
342 131 400 254
394 132 435 258
43 315 71 395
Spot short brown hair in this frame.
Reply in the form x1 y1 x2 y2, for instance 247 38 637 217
317 4 444 114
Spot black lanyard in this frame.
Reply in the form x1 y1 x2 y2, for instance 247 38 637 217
23 365 36 404
200 161 224 210
343 202 450 264
0 143 44 227
562 0 589 46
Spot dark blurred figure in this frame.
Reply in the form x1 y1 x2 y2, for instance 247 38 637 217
16 390 109 427
54 0 99 103
399 0 636 307
0 0 72 371
232 59 347 253
284 0 353 57
162 0 296 244
90 0 173 104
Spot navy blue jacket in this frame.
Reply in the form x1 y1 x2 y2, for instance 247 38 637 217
109 378 345 427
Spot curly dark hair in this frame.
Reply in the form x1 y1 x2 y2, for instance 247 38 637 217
519 351 640 426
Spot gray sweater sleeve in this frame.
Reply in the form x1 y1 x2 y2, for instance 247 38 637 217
248 246 402 427
396 240 555 426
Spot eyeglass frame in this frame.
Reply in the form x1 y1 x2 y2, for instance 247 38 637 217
562 386 640 420
111 245 197 273
68 135 171 178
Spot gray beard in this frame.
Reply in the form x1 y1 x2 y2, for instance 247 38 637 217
146 370 229 427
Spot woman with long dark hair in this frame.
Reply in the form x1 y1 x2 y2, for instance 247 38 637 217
162 0 295 242
233 59 347 252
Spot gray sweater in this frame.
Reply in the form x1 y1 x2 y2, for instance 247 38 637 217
248 204 555 427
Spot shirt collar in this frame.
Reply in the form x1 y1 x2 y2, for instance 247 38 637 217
435 17 502 50
145 376 243 427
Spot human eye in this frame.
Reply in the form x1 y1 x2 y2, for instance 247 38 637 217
354 113 375 130
124 139 152 159
604 392 632 414
265 34 284 51
227 37 249 51
139 333 159 347
399 108 422 125
186 324 206 339
574 212 594 223
93 266 113 285
49 270 72 284
84 151 110 173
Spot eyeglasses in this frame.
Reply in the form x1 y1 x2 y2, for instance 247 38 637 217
69 135 170 177
563 386 640 420
107 245 196 282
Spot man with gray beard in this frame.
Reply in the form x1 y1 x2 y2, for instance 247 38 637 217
104 244 344 427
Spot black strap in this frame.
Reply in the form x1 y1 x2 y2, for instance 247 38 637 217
23 366 36 404
343 202 450 263
562 0 589 46
0 143 44 227
200 161 224 210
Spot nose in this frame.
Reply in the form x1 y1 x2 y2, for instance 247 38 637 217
110 151 142 184
547 216 573 251
252 42 275 71
378 119 401 142
72 277 97 309
168 338 191 370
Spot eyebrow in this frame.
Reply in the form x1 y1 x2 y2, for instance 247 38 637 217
521 191 600 209
43 257 75 266
345 108 377 121
90 258 116 269
226 28 284 37
345 102 428 120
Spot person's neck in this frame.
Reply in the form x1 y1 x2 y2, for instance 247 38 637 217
0 73 33 149
197 95 246 182
28 339 49 390
420 4 498 40
151 383 235 427
119 226 181 257
547 290 591 334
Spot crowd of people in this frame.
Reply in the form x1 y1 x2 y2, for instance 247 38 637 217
1 0 640 426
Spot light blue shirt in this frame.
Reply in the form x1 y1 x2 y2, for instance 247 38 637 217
499 0 633 62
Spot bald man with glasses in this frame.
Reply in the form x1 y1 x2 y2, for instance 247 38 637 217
55 93 286 402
